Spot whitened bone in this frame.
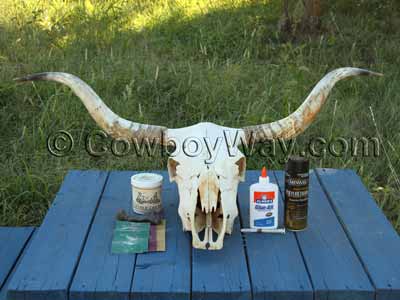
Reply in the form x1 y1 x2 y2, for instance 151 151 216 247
15 68 381 250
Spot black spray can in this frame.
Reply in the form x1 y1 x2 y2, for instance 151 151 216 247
284 156 309 231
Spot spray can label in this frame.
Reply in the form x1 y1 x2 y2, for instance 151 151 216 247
285 172 309 230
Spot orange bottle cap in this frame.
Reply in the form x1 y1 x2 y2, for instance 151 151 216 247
261 166 267 178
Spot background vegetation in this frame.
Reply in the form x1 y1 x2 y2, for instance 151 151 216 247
0 0 399 229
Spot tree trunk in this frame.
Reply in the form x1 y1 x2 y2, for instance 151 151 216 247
278 0 292 34
302 0 321 32
278 0 323 36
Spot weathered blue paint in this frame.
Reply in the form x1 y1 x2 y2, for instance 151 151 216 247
239 170 313 300
192 219 251 300
70 171 137 300
316 168 400 300
3 169 399 300
0 227 33 290
275 170 374 300
7 170 109 300
131 171 191 300
0 227 34 300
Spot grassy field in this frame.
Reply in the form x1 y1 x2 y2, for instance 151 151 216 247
0 0 399 228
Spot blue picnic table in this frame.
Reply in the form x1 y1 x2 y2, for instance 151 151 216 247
1 169 399 300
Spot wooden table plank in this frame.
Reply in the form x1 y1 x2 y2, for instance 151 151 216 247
0 228 35 300
239 170 313 300
192 176 252 300
7 170 109 300
192 219 251 300
0 227 33 290
5 168 398 300
316 168 400 300
69 171 137 300
275 170 374 300
131 171 191 300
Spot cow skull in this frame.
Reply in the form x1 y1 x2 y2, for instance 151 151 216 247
15 68 381 250
167 123 246 249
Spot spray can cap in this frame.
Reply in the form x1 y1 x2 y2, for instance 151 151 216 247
259 166 269 184
285 156 309 175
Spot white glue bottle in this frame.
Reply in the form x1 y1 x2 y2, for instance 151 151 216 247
250 167 279 229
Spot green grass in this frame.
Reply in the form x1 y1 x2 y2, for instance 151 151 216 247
0 0 399 228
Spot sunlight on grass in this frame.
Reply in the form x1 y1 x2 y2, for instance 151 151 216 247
1 0 265 31
126 0 261 30
0 0 270 49
0 0 398 231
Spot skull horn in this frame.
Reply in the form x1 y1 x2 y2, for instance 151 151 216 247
14 72 167 143
242 67 382 143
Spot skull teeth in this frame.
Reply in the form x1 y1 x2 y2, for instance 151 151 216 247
201 203 217 214
201 199 217 213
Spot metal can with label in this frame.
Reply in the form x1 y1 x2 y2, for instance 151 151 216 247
284 156 309 231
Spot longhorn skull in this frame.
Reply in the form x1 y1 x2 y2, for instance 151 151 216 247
16 67 381 250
